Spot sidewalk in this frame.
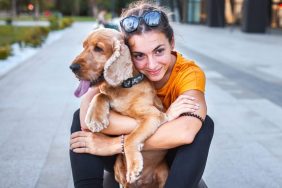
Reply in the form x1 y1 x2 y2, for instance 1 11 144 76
0 22 95 188
173 23 282 187
0 22 281 188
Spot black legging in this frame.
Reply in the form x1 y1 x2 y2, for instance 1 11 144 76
70 109 214 188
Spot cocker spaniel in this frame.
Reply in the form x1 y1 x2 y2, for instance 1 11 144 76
70 28 168 188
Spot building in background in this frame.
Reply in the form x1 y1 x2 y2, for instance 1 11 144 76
161 0 282 33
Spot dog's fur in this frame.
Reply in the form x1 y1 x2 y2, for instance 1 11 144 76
71 28 168 188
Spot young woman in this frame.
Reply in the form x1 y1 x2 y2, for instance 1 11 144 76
70 1 214 188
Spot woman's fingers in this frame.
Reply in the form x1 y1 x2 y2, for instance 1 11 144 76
70 131 89 139
70 136 85 145
70 140 87 149
70 131 92 151
73 147 90 154
177 106 197 114
166 96 200 121
174 95 199 106
172 100 200 111
176 95 195 101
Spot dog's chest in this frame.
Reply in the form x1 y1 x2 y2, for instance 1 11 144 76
99 82 154 115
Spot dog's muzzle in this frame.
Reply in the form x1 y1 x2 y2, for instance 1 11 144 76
70 63 81 73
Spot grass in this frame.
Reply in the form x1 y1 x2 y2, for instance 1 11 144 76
0 25 50 59
0 25 46 45
0 15 75 59
0 25 28 45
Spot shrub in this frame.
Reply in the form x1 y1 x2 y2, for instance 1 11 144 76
0 26 51 59
60 17 74 29
48 15 73 30
5 18 13 25
48 16 60 30
22 27 50 47
0 45 12 60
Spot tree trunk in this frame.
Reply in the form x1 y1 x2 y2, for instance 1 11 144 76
88 0 97 18
35 0 40 20
11 0 16 18
74 0 80 16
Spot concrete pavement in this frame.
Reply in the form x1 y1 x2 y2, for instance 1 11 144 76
173 23 282 188
0 22 281 188
0 22 94 188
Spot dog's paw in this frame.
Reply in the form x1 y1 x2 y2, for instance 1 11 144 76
86 118 109 132
126 162 143 183
85 103 110 132
125 152 143 183
138 143 144 152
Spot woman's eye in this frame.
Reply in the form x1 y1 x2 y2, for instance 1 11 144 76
155 48 164 55
133 53 144 60
94 46 103 52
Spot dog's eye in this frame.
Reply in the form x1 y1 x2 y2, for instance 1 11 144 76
94 46 103 52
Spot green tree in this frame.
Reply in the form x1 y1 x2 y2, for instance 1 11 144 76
0 0 10 10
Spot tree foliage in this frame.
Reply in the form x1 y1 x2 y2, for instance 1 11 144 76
0 0 136 17
0 0 10 10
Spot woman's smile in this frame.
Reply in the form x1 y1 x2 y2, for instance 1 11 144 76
147 67 162 76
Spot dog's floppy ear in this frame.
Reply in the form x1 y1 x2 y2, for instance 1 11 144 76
104 38 133 86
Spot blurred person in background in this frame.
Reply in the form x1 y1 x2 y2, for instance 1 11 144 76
97 9 107 26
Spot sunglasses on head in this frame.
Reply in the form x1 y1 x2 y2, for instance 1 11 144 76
120 10 162 33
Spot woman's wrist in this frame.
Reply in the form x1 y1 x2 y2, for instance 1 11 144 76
111 135 124 154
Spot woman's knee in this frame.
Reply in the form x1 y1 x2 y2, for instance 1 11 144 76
200 115 214 142
71 109 81 134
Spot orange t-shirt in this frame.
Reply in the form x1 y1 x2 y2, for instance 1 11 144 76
157 52 206 110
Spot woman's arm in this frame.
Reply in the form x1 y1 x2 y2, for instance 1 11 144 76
71 89 206 155
144 89 206 150
105 90 206 151
79 87 100 130
101 111 138 135
80 86 138 133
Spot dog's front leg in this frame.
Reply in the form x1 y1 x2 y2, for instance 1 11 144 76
125 108 168 184
85 93 110 132
114 154 128 187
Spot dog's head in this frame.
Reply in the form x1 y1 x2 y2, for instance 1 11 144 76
70 28 133 97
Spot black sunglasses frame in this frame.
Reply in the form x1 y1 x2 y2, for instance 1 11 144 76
120 10 162 33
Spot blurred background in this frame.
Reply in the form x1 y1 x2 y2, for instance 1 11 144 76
1 0 282 60
0 0 282 188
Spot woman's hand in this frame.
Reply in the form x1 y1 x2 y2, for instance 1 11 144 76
166 95 200 121
70 131 121 156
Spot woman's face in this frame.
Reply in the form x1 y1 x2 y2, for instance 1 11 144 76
128 31 175 83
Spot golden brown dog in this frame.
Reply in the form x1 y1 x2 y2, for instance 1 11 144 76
70 28 169 188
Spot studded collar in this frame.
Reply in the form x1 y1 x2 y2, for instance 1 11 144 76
121 73 145 88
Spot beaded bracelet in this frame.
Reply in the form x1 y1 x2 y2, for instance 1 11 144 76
180 112 205 123
121 134 125 155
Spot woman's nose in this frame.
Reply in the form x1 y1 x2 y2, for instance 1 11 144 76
147 56 158 69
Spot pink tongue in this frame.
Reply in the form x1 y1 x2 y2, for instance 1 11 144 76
74 80 91 97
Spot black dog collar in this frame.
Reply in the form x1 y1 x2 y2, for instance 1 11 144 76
122 73 144 88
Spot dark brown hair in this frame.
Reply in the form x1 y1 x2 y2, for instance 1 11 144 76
120 0 174 44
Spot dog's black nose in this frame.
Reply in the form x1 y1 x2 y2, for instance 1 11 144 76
70 64 81 73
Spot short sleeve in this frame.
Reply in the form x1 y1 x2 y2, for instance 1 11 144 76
176 63 206 95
